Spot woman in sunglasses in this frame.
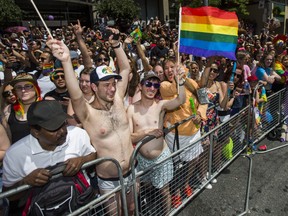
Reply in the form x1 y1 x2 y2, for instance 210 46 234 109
198 61 230 188
1 82 17 112
94 51 116 71
3 73 41 144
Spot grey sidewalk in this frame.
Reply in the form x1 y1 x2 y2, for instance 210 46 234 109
178 138 288 216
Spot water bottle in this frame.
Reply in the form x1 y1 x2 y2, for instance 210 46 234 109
0 61 3 71
243 80 250 95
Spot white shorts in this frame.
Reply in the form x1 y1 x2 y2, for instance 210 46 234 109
165 130 203 162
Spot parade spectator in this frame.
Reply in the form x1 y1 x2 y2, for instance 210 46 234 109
251 49 264 74
0 82 16 112
153 64 165 82
124 57 141 107
255 53 281 96
67 67 95 127
2 100 96 215
150 37 169 61
160 58 207 208
127 70 185 214
47 27 137 215
43 68 70 112
3 73 41 144
187 61 201 83
236 51 251 81
198 62 230 187
36 50 56 97
70 20 93 69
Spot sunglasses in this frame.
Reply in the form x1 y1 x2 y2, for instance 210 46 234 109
53 74 65 80
2 90 13 98
210 68 219 73
97 58 109 63
40 57 47 61
144 81 160 89
14 84 34 92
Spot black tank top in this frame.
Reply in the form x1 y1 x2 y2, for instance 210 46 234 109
8 108 30 144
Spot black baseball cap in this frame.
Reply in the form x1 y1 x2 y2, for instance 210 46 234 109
27 100 72 131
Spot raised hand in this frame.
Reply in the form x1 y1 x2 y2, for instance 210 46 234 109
46 38 70 63
107 27 120 46
71 19 85 36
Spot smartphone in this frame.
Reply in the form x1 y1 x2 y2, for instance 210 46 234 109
102 29 119 41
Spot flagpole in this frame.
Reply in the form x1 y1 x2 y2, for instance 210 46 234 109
177 5 182 95
30 0 53 39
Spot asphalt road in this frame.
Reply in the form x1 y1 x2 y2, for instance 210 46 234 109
178 137 288 216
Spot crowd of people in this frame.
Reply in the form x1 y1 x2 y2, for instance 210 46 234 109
0 14 288 215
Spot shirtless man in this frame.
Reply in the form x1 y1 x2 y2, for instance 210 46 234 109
47 28 135 215
127 69 186 214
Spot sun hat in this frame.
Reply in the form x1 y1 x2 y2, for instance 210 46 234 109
10 73 37 86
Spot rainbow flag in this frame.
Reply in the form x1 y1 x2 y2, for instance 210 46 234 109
42 63 54 75
179 6 238 60
130 27 142 42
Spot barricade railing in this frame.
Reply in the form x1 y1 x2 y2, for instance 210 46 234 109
0 157 127 216
129 105 250 215
238 87 287 216
1 87 286 216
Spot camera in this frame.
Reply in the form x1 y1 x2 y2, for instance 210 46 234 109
102 29 119 41
5 47 13 55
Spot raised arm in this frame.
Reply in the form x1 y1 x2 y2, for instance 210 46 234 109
46 38 88 122
135 39 152 72
71 20 93 69
108 28 131 99
162 64 186 110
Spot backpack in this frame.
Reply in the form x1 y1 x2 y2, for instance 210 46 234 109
22 171 95 216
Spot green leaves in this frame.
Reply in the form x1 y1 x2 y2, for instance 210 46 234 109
176 0 250 16
94 0 140 21
0 0 22 23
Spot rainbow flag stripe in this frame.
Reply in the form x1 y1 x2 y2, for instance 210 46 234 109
180 6 238 60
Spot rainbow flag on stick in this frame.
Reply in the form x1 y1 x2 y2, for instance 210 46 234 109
130 27 142 42
179 6 238 60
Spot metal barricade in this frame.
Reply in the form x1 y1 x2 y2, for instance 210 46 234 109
238 87 287 216
0 157 127 216
129 105 250 215
1 86 286 216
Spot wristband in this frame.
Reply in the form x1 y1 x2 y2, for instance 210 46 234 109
111 43 121 49
179 78 186 86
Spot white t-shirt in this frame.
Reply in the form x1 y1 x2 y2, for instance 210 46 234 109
37 74 56 97
3 126 96 187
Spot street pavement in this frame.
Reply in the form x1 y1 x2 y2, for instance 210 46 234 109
178 137 288 216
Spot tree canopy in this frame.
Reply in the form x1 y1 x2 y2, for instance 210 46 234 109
94 0 140 22
0 0 22 24
179 0 250 16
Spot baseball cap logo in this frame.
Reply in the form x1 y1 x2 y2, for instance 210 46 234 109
102 66 113 74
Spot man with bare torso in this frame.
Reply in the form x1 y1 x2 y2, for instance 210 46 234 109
47 28 135 214
127 69 186 214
